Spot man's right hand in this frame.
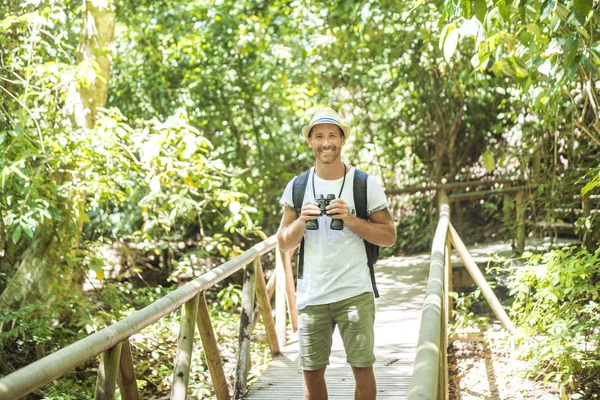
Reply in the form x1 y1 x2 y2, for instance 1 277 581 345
300 201 321 224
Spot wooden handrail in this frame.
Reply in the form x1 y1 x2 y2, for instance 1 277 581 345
387 179 522 195
0 236 280 400
408 191 450 400
448 185 528 201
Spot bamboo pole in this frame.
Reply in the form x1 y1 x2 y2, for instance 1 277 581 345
387 178 522 195
234 263 256 399
196 293 230 400
445 235 452 323
443 235 451 400
171 295 199 400
448 185 529 202
448 223 517 334
94 343 122 400
275 247 287 350
282 250 298 333
254 258 280 357
515 191 525 254
117 339 139 400
251 268 276 332
408 192 449 400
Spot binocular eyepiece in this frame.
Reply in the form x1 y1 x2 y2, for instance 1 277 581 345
306 194 344 231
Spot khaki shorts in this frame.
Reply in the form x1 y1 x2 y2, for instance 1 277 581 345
297 292 376 370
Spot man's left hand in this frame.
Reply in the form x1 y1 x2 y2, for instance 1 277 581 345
326 199 355 224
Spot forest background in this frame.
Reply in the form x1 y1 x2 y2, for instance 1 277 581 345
1 0 599 398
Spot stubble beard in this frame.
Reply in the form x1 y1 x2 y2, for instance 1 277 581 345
316 146 340 165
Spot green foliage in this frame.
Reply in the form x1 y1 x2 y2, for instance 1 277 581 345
216 283 243 311
507 247 600 396
451 286 491 333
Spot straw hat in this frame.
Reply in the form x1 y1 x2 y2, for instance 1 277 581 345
301 107 350 141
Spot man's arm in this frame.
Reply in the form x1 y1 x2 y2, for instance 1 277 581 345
277 201 320 252
327 200 396 247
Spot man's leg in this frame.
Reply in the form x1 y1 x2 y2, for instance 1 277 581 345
351 365 376 400
333 292 377 399
303 367 328 400
298 304 334 400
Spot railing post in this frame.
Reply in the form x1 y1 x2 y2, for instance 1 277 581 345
275 246 287 350
283 250 298 333
117 339 139 400
234 262 255 399
515 190 525 253
254 257 281 357
251 270 276 333
171 294 199 400
196 292 230 400
95 342 122 400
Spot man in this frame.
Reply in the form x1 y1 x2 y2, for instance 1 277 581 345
277 107 396 400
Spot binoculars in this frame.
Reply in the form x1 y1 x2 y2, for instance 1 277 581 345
306 194 344 231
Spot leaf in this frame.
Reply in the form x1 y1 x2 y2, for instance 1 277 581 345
482 151 495 173
474 0 488 22
409 0 426 13
498 0 510 22
150 176 161 193
12 226 21 244
511 57 529 77
538 59 552 75
540 0 556 20
96 269 105 281
229 201 241 215
582 174 600 195
572 0 592 15
443 28 460 62
461 0 471 18
21 222 33 239
554 3 570 20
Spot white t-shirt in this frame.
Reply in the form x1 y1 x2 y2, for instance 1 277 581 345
279 165 389 309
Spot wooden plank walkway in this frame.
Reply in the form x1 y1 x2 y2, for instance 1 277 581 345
244 254 431 399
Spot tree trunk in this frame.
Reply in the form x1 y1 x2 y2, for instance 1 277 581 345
1 1 115 311
69 0 116 128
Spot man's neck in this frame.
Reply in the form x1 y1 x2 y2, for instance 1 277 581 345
315 160 346 180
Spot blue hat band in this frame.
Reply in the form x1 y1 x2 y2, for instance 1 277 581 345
311 117 341 125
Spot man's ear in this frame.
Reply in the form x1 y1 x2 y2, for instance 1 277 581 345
307 137 313 148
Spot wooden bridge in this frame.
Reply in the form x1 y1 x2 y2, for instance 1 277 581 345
245 255 430 399
3 180 585 400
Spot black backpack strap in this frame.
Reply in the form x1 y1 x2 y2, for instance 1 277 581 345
353 169 380 298
292 169 311 280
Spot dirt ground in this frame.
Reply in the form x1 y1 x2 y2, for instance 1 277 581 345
448 339 560 400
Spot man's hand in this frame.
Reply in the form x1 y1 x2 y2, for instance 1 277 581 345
326 199 356 224
300 200 321 223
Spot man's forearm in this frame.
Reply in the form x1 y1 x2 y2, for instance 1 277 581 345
277 218 306 252
345 216 396 247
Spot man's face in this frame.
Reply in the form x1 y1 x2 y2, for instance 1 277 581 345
307 123 346 165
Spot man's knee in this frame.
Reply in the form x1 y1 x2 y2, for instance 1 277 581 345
304 367 326 382
352 365 374 378
351 365 376 399
303 367 327 400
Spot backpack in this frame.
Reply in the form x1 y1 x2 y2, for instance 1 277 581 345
292 168 380 298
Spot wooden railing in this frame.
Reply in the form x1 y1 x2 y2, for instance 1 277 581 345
0 235 298 400
408 191 517 400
